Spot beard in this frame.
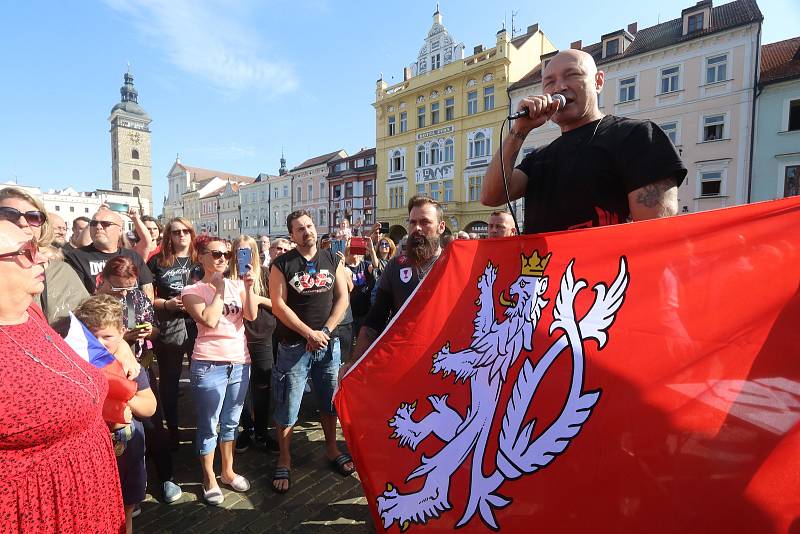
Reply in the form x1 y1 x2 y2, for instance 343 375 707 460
406 232 439 264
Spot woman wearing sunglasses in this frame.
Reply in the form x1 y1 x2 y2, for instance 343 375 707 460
0 187 89 334
0 221 125 532
366 235 396 306
181 236 258 505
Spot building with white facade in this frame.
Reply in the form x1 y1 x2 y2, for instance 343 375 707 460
162 157 254 221
508 0 763 215
268 167 292 238
239 174 274 238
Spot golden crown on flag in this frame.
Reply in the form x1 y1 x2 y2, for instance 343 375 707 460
521 250 552 276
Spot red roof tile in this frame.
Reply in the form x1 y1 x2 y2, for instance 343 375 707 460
761 36 800 85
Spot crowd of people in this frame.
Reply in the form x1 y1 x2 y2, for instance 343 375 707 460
0 49 686 533
0 178 508 532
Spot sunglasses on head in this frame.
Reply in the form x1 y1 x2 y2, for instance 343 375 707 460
89 220 120 229
0 239 42 267
0 206 46 227
379 242 390 248
207 250 232 260
171 228 191 236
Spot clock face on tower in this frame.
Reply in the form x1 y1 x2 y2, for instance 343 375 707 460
128 131 141 145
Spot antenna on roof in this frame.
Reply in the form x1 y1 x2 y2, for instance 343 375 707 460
511 10 519 37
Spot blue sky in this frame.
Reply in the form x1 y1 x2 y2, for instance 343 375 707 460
1 0 797 213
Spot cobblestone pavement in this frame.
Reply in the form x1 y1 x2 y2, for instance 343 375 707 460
137 379 374 533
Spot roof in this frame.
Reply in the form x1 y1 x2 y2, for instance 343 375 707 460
290 150 347 172
760 36 800 85
176 163 255 184
509 0 763 91
344 147 376 161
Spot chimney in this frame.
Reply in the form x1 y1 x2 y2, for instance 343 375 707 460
628 22 638 34
473 45 484 55
527 23 539 34
403 67 411 81
570 40 582 50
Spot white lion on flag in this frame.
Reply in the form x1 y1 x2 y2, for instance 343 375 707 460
377 251 629 531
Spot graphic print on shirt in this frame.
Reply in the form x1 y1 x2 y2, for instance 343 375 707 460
223 302 242 317
288 269 334 294
160 266 192 292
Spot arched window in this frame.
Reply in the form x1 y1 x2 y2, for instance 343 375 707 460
132 186 140 197
429 142 440 165
132 169 140 181
444 139 454 162
470 132 488 158
416 145 426 168
131 149 140 159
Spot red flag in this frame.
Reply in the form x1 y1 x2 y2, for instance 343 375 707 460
335 197 800 533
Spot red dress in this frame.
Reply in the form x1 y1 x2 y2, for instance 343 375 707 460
0 305 125 533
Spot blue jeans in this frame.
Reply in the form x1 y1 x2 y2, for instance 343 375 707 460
190 360 250 456
272 338 340 428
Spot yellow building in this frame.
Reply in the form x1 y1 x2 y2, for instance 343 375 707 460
374 8 555 239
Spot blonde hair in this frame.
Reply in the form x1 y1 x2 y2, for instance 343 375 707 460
73 294 124 333
0 187 54 247
230 235 266 297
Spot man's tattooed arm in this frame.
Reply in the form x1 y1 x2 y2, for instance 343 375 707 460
628 177 679 220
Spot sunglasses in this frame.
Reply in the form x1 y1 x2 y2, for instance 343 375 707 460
207 250 232 260
0 239 42 267
379 243 390 248
0 206 46 227
110 284 138 292
171 228 191 236
89 220 120 229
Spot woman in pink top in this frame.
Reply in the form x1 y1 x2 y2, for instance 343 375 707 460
181 236 257 506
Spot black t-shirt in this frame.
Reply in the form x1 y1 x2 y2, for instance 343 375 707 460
64 244 154 294
516 115 687 234
362 254 435 333
146 256 198 299
347 260 373 317
272 248 339 344
244 271 277 343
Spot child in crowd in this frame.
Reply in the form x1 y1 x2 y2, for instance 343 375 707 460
74 295 157 534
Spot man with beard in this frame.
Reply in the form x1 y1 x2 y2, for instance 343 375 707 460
269 210 353 493
349 196 446 363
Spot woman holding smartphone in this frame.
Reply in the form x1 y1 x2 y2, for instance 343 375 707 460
181 236 257 506
230 235 279 452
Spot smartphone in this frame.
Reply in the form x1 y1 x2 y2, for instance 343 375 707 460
349 237 367 255
331 239 346 256
380 222 390 234
237 247 252 274
107 202 129 213
132 323 149 330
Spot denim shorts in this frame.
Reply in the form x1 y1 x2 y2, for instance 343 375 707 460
190 360 250 456
272 338 340 428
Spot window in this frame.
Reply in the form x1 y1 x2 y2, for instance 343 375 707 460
333 184 342 198
467 91 478 115
389 187 405 209
706 54 728 84
700 171 722 197
703 114 725 141
131 149 139 159
619 77 636 103
283 185 289 197
429 181 440 200
388 115 396 136
432 53 441 70
416 183 426 195
70 206 75 213
444 139 454 162
320 209 326 225
55 205 60 211
445 97 455 121
400 112 407 133
132 169 140 181
468 176 483 201
659 122 678 145
429 142 440 165
418 106 425 128
688 12 704 33
345 182 353 198
307 184 313 200
789 99 800 131
605 39 619 57
660 66 680 94
364 180 374 197
443 180 453 201
484 86 494 111
296 186 302 201
785 165 799 197
391 150 405 172
133 186 140 197
470 132 489 159
416 145 426 168
431 102 440 125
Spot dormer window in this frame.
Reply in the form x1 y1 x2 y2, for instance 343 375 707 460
605 39 619 57
682 1 712 35
688 12 704 32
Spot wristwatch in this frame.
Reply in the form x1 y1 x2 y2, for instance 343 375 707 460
321 326 331 336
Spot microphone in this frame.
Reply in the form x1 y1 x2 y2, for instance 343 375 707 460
508 93 566 120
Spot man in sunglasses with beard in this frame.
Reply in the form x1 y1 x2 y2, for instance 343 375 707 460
349 196 446 364
63 208 154 300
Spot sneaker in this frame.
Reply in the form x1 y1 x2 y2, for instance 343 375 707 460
131 504 141 518
162 480 183 504
235 431 252 453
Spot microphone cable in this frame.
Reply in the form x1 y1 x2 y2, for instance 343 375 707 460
498 117 521 235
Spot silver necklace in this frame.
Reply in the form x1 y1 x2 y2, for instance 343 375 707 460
415 252 441 281
175 256 190 269
0 314 100 405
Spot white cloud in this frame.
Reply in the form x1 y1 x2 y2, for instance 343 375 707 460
104 0 297 95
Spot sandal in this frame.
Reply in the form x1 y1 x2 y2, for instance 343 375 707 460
220 474 250 492
272 466 291 494
203 485 224 506
330 453 356 477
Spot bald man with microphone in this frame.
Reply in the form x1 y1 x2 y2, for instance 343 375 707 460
482 49 687 234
